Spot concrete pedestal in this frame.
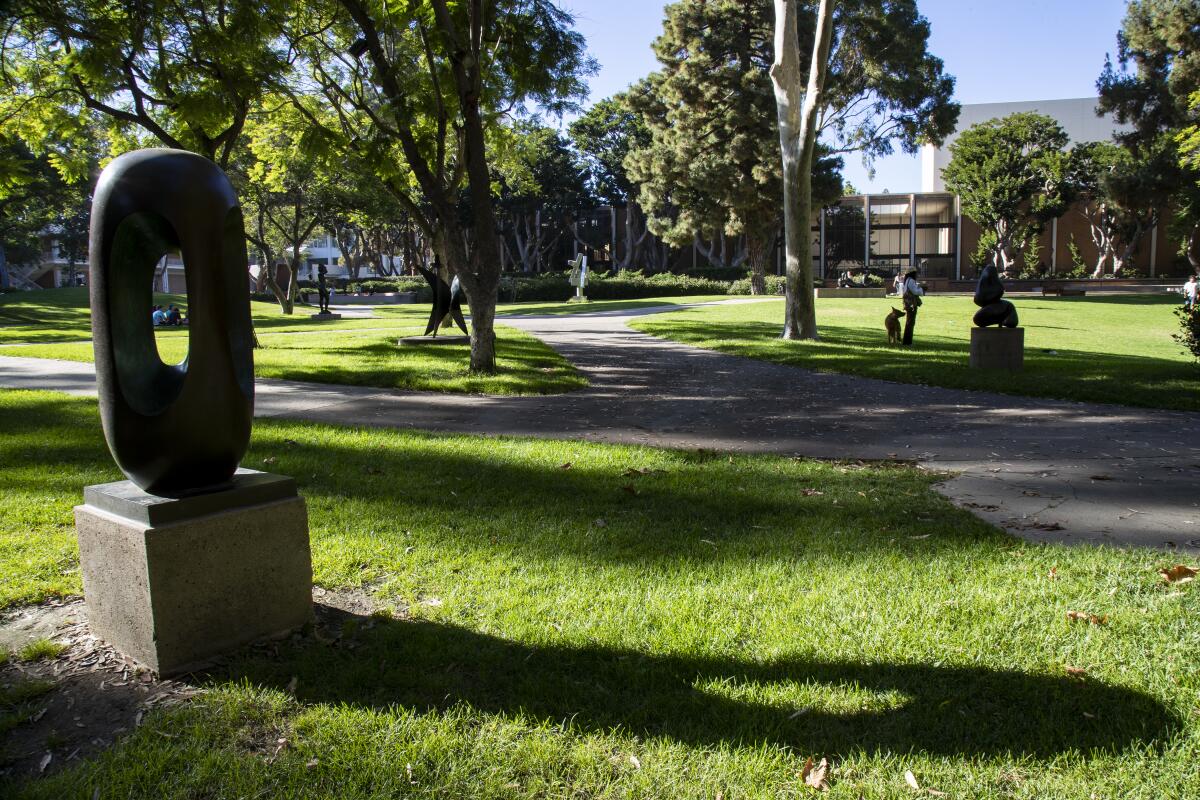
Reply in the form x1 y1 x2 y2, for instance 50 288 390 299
75 469 313 676
398 335 470 345
970 326 1024 371
310 312 342 321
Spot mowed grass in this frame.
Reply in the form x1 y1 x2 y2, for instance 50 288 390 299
2 388 1198 798
631 295 1199 412
0 288 584 395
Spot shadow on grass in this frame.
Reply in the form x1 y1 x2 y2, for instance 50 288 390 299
221 605 1177 758
637 318 1199 412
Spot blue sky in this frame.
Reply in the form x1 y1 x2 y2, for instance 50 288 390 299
561 0 1130 193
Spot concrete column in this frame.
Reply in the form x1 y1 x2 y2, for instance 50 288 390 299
954 195 962 280
819 209 826 278
864 195 871 266
1051 217 1059 273
909 193 917 269
1150 223 1158 276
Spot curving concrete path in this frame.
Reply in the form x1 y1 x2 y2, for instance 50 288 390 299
2 300 1197 552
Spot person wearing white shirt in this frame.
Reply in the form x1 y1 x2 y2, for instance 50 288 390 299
900 267 925 345
1184 274 1198 310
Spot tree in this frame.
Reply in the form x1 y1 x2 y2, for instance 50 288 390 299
569 95 664 271
285 0 594 373
1071 141 1128 276
1177 91 1200 269
232 100 341 314
626 2 821 293
941 113 1075 273
495 121 593 273
763 0 960 335
1 0 291 171
1098 0 1200 273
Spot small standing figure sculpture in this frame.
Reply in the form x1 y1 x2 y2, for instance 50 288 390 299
972 264 1019 328
568 254 589 302
317 265 332 314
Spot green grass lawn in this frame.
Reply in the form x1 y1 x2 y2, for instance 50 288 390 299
0 288 584 395
2 388 1198 798
631 294 1200 412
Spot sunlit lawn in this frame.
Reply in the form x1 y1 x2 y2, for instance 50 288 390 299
0 288 584 395
2 388 1198 798
631 294 1199 411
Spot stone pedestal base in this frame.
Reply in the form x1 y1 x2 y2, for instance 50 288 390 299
310 312 342 321
970 326 1024 371
75 470 313 676
398 335 470 345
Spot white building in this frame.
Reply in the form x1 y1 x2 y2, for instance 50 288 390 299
921 97 1130 192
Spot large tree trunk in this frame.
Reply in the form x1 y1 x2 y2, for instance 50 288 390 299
747 232 769 294
0 243 9 290
1188 223 1200 271
773 0 833 340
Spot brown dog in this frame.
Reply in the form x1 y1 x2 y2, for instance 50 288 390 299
884 307 906 344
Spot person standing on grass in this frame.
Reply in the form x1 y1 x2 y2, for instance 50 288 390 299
900 267 925 345
1184 274 1198 310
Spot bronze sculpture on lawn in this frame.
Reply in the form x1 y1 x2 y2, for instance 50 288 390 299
317 265 332 313
415 257 468 337
89 149 254 496
973 263 1019 328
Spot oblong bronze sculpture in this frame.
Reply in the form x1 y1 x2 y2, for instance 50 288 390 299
972 264 1019 328
89 149 254 495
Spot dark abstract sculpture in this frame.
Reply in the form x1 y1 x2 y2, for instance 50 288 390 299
973 264 1019 327
415 259 468 337
89 149 254 496
317 265 331 313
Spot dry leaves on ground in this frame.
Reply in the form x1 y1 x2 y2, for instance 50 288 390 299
802 488 824 496
1066 610 1108 625
800 757 830 791
1159 564 1197 585
904 769 946 796
1065 666 1088 678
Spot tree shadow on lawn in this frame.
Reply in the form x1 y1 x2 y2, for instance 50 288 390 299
642 319 1198 411
221 605 1178 759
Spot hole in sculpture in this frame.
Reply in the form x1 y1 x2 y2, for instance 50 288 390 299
149 251 189 368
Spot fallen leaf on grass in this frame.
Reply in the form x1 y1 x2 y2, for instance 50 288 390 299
306 758 319 769
1066 610 1107 625
802 489 824 496
1065 666 1088 678
621 484 640 496
262 456 277 465
593 518 607 528
629 755 641 770
38 752 51 773
558 462 572 470
800 757 831 791
904 770 945 796
1159 564 1197 584
909 534 932 540
1048 566 1058 580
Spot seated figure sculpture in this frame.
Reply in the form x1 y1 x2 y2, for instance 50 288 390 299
973 263 1019 328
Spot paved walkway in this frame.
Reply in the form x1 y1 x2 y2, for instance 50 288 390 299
2 302 1197 551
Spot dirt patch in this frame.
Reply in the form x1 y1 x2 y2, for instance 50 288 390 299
1 587 378 782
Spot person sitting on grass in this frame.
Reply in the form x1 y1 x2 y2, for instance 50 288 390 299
151 305 168 326
166 304 182 325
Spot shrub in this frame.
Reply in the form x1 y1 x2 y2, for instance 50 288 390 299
728 275 786 295
1175 304 1200 363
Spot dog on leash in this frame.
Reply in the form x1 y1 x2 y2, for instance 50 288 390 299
884 307 906 344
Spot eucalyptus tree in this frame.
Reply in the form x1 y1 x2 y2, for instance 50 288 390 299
627 0 956 316
284 0 593 372
0 0 291 170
